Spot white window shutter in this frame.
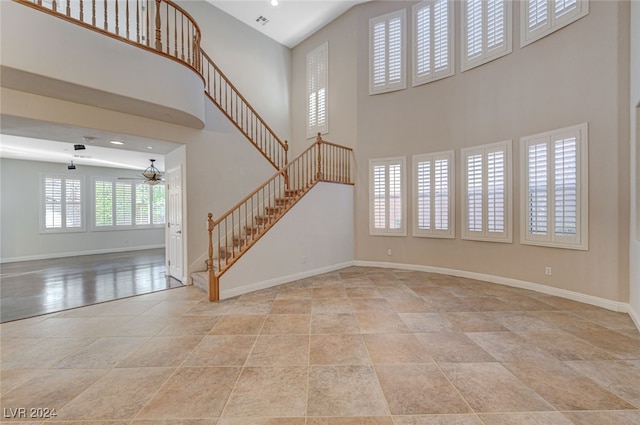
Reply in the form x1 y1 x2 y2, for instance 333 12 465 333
414 151 455 238
462 141 512 242
520 123 588 250
370 157 406 235
307 42 328 138
521 0 588 47
462 0 512 72
370 10 406 94
413 0 453 86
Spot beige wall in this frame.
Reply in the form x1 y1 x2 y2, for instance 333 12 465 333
292 1 631 303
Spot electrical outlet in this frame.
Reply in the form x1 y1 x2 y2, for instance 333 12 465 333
545 266 552 276
387 248 392 256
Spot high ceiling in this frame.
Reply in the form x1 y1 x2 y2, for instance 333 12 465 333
206 0 369 48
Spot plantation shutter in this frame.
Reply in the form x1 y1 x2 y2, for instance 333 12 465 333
522 0 588 47
152 185 166 225
65 179 82 228
115 182 132 226
553 136 577 237
486 0 505 51
370 157 406 235
434 158 449 231
370 10 406 94
527 143 549 236
95 180 113 227
136 184 151 225
44 177 63 229
307 42 328 138
416 160 431 230
462 141 511 242
414 0 452 86
462 0 511 71
466 0 483 59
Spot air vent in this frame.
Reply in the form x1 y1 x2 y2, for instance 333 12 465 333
255 15 269 26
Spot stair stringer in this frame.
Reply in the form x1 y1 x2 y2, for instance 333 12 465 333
216 182 354 299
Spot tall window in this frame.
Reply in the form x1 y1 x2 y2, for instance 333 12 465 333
413 0 454 86
370 9 407 95
521 123 588 250
41 175 84 232
461 140 512 242
461 0 512 72
370 157 407 236
307 42 329 138
413 151 454 238
521 0 589 47
94 179 165 229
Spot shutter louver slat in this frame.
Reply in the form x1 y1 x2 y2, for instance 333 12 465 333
487 0 505 50
388 17 402 83
45 177 62 229
528 0 548 30
373 22 387 87
467 0 483 59
115 182 132 226
555 0 577 17
65 179 82 228
389 164 402 229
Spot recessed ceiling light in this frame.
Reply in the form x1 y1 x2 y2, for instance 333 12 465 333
271 0 279 6
110 140 125 145
147 146 153 150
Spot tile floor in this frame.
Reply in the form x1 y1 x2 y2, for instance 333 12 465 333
1 267 640 424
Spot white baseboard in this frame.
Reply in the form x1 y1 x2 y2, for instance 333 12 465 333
220 261 355 299
630 305 640 330
0 244 165 264
354 260 630 314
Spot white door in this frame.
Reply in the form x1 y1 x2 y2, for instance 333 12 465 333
167 167 183 281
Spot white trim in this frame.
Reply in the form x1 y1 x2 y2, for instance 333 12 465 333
353 260 630 313
220 261 354 300
461 0 512 72
630 305 640 331
0 244 165 264
369 156 408 236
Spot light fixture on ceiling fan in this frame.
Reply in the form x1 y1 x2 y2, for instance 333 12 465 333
142 159 163 185
118 159 164 185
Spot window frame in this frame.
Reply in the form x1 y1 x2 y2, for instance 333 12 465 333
412 0 455 87
461 140 513 243
92 178 166 231
520 122 588 250
520 0 589 48
306 41 329 139
412 150 455 238
461 0 513 72
369 9 407 95
40 174 86 234
369 156 407 236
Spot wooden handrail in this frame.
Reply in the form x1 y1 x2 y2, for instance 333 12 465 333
206 135 353 301
200 50 287 170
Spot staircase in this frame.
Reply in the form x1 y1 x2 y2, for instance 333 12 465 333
17 0 354 301
203 134 352 301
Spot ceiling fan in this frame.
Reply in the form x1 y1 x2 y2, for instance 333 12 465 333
118 159 164 185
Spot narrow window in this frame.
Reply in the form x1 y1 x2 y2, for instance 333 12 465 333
521 0 588 47
413 151 455 238
461 140 512 242
461 0 512 72
370 10 407 95
521 123 588 249
42 175 84 232
307 42 329 138
370 157 407 235
413 0 454 86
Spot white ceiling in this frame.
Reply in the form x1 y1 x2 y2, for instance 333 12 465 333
0 116 181 171
206 0 369 48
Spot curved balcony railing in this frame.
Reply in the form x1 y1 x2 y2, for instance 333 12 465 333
14 0 286 169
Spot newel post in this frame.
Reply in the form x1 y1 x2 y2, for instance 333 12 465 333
207 213 219 301
284 140 289 189
154 0 162 51
316 133 323 180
